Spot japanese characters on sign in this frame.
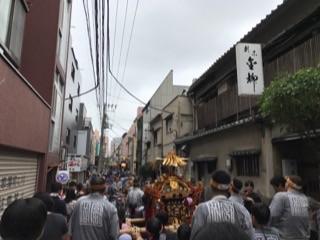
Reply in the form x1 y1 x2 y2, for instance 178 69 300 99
67 157 81 172
236 43 264 95
67 156 88 173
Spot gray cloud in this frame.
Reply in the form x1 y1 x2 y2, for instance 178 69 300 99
71 0 283 137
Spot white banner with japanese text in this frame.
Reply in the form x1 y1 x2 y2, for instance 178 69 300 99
236 43 264 95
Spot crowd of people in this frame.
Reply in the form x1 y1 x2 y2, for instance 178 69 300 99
0 169 319 240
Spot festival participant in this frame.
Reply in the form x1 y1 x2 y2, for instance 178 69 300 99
69 175 119 240
191 222 250 240
155 210 177 240
64 188 77 219
177 224 191 240
0 198 47 240
34 192 69 240
190 170 254 240
50 182 67 217
243 180 262 204
251 203 280 240
76 183 86 199
229 177 244 205
146 217 163 240
269 175 309 240
270 176 286 194
127 179 144 218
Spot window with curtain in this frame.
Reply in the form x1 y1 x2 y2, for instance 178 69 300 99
0 0 27 64
0 0 12 44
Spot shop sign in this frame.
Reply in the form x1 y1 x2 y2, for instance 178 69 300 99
236 43 264 95
67 157 81 172
56 170 70 184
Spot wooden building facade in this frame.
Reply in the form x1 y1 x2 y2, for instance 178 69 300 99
176 0 320 199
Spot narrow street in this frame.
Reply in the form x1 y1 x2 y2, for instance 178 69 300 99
0 0 320 240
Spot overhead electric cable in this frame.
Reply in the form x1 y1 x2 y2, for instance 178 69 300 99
114 0 140 111
115 0 129 80
67 0 100 100
106 0 171 114
94 0 102 118
111 0 119 69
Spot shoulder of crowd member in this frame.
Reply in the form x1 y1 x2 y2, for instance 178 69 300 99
193 201 207 217
75 194 88 203
234 199 251 214
308 196 320 210
272 191 287 200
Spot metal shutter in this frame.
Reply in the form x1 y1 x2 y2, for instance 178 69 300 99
0 153 39 215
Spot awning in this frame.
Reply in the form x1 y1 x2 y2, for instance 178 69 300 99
191 155 217 162
229 149 260 157
272 129 320 143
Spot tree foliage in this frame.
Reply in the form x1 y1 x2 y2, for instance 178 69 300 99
259 67 320 135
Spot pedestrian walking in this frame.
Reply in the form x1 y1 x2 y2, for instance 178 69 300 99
50 182 67 217
190 170 254 240
68 175 119 240
251 203 280 240
269 175 309 240
191 222 250 240
177 223 191 240
155 210 177 240
0 198 47 240
229 177 244 205
270 176 286 194
34 192 69 240
127 179 144 218
65 188 77 219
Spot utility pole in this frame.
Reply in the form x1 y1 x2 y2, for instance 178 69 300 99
98 104 107 173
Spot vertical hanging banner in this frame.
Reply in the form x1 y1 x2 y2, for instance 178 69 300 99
236 43 264 95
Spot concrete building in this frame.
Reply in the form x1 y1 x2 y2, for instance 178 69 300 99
149 95 193 156
148 95 193 177
66 103 95 182
0 0 73 212
61 46 81 158
139 70 189 167
111 137 122 154
20 0 73 189
176 0 320 200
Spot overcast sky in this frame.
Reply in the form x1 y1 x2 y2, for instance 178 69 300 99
71 0 283 141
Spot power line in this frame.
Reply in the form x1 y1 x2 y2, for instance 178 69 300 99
111 0 120 70
66 85 100 100
94 0 102 119
67 0 100 102
106 0 172 115
114 0 140 113
108 0 120 109
116 0 129 79
109 119 128 132
110 0 129 123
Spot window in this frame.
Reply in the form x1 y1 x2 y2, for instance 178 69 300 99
51 85 57 117
153 129 162 146
153 130 159 145
66 128 70 144
77 83 80 96
165 115 173 134
52 71 64 118
58 0 64 30
233 153 260 176
68 94 73 112
73 135 77 148
0 0 27 63
71 63 75 81
75 108 79 122
0 1 12 44
48 120 55 151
